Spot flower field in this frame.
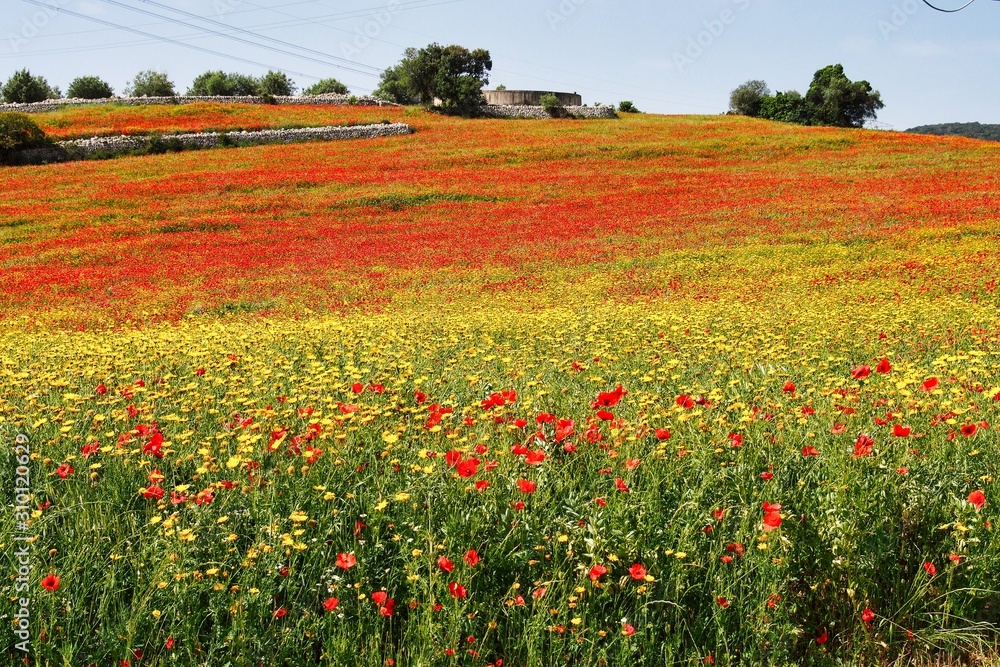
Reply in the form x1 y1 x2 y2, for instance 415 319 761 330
1 107 999 667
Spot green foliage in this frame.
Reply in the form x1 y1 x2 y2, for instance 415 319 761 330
0 112 49 163
495 84 507 91
187 71 259 97
2 68 58 104
728 79 769 117
618 100 641 114
375 43 492 113
805 64 884 128
735 65 884 129
539 93 562 116
257 70 295 97
907 122 1000 142
67 75 114 100
303 78 350 96
125 70 176 98
759 90 812 125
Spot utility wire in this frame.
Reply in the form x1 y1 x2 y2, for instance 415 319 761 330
921 0 980 11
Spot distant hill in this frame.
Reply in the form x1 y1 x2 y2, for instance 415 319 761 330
906 122 1000 142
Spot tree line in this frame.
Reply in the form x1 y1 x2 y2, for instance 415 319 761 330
729 64 884 128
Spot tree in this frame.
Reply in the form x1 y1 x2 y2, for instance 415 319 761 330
0 112 49 163
758 90 811 125
1 69 57 104
375 43 492 113
258 71 295 97
618 100 640 113
804 64 883 128
187 71 259 96
303 78 350 95
729 79 770 117
125 70 175 97
67 75 114 99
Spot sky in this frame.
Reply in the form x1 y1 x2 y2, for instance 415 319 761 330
1 0 998 130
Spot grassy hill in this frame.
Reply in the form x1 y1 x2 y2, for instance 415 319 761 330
1 107 999 667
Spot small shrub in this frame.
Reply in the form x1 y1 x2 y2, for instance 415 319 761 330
67 76 114 99
0 112 49 163
347 95 360 106
618 100 640 113
303 78 349 96
539 93 563 116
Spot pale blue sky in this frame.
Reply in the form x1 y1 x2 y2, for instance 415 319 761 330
2 0 998 129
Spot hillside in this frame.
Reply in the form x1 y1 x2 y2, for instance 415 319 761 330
907 121 1000 141
2 107 999 667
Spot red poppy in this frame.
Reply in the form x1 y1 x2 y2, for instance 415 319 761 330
475 480 490 492
595 497 607 507
95 383 108 395
923 561 937 576
969 490 986 510
456 458 479 478
524 450 545 465
413 390 426 404
437 556 455 573
323 597 339 612
532 587 546 599
165 637 175 650
615 478 630 493
555 419 575 442
536 412 555 424
720 555 733 564
336 553 357 570
351 383 364 394
372 591 388 606
960 424 978 437
760 472 773 481
589 564 608 581
816 631 828 645
949 553 963 564
596 409 614 421
445 450 463 468
862 607 875 624
654 428 671 440
675 395 694 409
802 445 820 457
273 607 287 618
628 563 647 580
56 463 74 479
143 485 164 500
448 582 468 599
876 358 892 374
41 573 59 591
729 433 743 448
726 542 745 556
852 434 874 458
379 599 395 617
712 508 725 520
464 549 479 567
893 424 911 437
782 381 796 394
921 377 939 392
622 623 636 637
592 385 627 409
517 479 537 494
896 467 909 475
852 365 871 380
830 423 847 435
716 596 730 608
762 503 782 530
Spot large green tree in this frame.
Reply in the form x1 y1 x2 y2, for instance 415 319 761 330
2 69 60 104
124 70 175 97
728 79 770 118
188 71 259 96
67 75 114 99
804 64 883 128
375 43 492 113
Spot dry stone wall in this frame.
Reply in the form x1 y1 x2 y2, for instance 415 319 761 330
0 94 396 114
479 104 618 119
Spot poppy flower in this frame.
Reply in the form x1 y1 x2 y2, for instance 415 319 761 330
456 458 479 478
969 490 986 510
729 433 743 448
852 434 874 458
628 564 647 580
852 365 871 380
448 582 467 599
372 591 388 606
622 623 636 636
165 638 175 650
589 564 608 581
592 385 627 409
41 574 60 591
921 377 939 392
862 607 875 624
273 607 287 618
445 450 463 468
625 458 641 471
517 479 537 494
675 394 694 409
876 358 892 374
782 381 796 394
475 480 490 492
437 556 455 573
536 412 555 424
351 383 364 394
960 424 978 437
816 631 828 645
524 450 545 465
143 485 164 500
56 463 74 479
95 383 108 395
716 596 730 608
531 587 546 599
594 497 607 507
762 503 782 530
555 419 575 442
949 553 963 564
923 561 936 576
654 428 671 440
379 600 395 617
463 550 479 567
760 472 773 481
712 508 725 520
615 478 630 493
336 553 357 570
720 555 733 564
323 597 339 612
802 445 820 457
831 423 847 435
893 424 911 437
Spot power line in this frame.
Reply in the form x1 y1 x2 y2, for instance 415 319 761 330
18 0 325 82
921 0 979 11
